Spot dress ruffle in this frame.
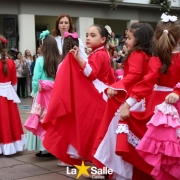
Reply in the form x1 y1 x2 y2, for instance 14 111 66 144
24 80 53 140
147 102 180 128
136 102 180 179
24 113 46 140
0 135 26 155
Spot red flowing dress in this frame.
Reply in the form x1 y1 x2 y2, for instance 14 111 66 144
116 52 180 180
0 59 25 155
92 50 153 180
42 47 115 165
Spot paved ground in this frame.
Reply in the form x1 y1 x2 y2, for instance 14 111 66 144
0 98 107 180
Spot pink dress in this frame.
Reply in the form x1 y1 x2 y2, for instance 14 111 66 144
115 53 180 180
24 80 54 140
136 83 180 180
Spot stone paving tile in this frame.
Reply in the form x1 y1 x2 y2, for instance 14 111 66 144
0 156 24 168
18 173 75 180
33 159 64 172
12 153 56 164
0 164 50 180
8 150 35 157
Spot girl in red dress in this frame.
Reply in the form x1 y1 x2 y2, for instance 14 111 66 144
42 25 115 167
0 35 25 155
117 13 180 180
92 23 154 180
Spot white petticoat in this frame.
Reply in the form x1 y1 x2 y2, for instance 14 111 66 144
0 135 26 155
0 82 20 103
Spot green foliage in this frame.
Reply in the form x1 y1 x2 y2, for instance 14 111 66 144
109 0 118 10
150 0 171 13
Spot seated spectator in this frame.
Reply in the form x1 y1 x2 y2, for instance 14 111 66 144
111 50 118 61
118 29 128 50
116 45 127 63
114 62 123 82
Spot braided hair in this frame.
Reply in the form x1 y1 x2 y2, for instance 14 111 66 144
0 35 8 76
61 35 79 61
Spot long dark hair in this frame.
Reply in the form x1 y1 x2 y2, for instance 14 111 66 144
52 14 74 36
61 35 79 61
39 35 60 78
0 35 8 76
153 20 180 73
122 23 154 64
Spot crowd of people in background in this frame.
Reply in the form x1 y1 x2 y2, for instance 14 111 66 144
5 28 127 99
6 47 41 98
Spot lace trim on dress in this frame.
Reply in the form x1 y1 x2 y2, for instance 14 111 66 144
30 103 47 123
115 124 129 134
115 124 140 147
127 131 140 147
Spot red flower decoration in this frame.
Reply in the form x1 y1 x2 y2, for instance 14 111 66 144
0 38 8 43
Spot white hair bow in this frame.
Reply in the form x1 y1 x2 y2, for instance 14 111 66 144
161 13 177 22
105 25 112 35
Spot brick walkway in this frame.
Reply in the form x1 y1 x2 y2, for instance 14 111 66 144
0 98 99 180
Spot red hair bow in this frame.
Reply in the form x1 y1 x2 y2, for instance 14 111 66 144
64 32 78 39
0 38 8 43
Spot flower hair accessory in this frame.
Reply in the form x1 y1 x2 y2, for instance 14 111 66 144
161 13 177 22
39 30 50 40
105 25 112 36
0 38 8 44
64 32 78 38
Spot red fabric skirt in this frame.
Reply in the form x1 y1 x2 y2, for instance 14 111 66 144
0 96 24 154
115 91 173 179
42 53 108 165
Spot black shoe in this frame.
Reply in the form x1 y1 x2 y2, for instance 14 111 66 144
35 151 54 158
35 151 42 157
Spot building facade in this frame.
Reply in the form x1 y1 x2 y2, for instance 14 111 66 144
0 0 180 54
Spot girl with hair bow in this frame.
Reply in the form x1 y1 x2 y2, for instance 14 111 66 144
24 30 60 157
118 13 180 179
41 24 115 178
53 14 88 62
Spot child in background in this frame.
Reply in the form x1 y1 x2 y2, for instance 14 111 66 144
0 35 25 155
114 62 123 82
24 30 60 157
42 25 115 170
93 22 154 180
120 13 180 179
